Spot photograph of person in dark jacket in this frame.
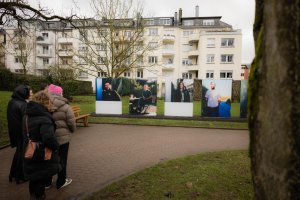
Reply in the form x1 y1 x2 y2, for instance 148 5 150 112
7 84 30 184
23 91 61 200
174 80 190 102
102 82 121 101
48 84 76 190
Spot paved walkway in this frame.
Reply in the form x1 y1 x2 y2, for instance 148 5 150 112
0 124 249 200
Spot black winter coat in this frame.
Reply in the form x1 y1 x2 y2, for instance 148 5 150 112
23 101 61 181
7 85 29 147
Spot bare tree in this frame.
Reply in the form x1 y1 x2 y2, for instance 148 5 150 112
70 0 160 79
0 0 75 27
5 28 34 74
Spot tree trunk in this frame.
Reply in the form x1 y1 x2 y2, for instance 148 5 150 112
249 0 300 199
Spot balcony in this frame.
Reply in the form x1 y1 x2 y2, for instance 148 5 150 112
186 64 198 71
58 49 73 57
188 34 199 43
162 34 175 42
36 36 52 45
162 62 174 70
58 37 73 43
36 50 53 58
188 49 199 57
162 48 175 56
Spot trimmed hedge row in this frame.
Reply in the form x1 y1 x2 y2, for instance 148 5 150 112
0 68 93 98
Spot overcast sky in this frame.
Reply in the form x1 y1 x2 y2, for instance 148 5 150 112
30 0 255 63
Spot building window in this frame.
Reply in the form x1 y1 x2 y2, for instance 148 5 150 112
207 38 215 48
43 58 49 65
182 72 192 79
124 31 131 37
124 72 131 77
241 73 245 76
15 57 20 63
182 58 192 66
149 42 158 48
206 54 215 63
206 70 214 79
98 30 107 37
137 70 143 78
221 54 234 63
42 33 48 39
79 30 87 40
183 20 194 26
43 45 49 54
79 46 88 52
145 19 154 25
96 43 107 51
221 38 234 47
148 56 157 63
79 70 88 79
183 30 193 37
220 71 233 79
62 31 72 38
159 18 171 25
149 28 158 36
98 72 107 77
62 59 67 65
98 56 106 64
203 19 215 26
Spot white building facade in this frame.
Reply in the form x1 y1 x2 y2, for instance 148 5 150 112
4 9 242 96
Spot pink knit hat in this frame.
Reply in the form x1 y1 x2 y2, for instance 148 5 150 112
48 84 63 95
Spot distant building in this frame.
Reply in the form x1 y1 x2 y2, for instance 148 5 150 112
3 7 243 96
241 64 251 80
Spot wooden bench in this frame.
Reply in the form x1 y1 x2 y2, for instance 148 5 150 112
71 105 90 127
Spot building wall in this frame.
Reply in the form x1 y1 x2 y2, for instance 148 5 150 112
4 15 243 96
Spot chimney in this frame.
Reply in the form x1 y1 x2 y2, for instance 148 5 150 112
195 5 199 17
174 12 178 25
179 8 182 25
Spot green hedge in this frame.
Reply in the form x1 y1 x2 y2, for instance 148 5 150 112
0 68 93 97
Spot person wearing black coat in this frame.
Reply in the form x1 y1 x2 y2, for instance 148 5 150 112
23 91 61 200
174 81 190 102
7 84 30 184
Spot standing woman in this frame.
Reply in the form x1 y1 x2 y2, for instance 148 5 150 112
48 84 76 189
175 81 190 102
23 91 61 199
7 84 30 184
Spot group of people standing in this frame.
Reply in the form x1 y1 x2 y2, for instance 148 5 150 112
7 83 76 200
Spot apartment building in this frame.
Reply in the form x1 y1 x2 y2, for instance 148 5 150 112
4 7 242 96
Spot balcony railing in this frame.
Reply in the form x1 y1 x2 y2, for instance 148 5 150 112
162 34 175 42
58 49 74 57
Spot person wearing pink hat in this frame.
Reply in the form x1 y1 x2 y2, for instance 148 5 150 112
47 84 76 190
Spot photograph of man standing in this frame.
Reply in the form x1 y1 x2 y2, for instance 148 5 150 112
205 81 220 117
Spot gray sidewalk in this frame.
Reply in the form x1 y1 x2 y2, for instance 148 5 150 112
0 124 249 200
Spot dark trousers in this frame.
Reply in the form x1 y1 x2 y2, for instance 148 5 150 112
56 142 69 188
9 141 25 183
207 106 219 117
29 178 48 198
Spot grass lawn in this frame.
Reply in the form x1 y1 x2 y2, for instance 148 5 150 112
85 150 253 200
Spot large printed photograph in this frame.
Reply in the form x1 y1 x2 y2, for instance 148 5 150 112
96 78 122 101
201 80 232 118
240 80 248 118
128 79 157 115
165 79 193 103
